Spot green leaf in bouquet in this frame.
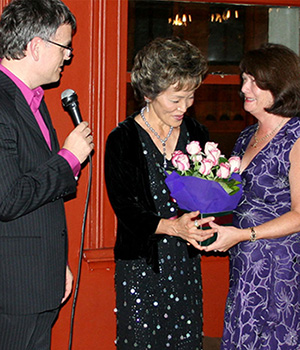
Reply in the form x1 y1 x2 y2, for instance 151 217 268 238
218 156 228 164
217 178 241 196
229 184 241 196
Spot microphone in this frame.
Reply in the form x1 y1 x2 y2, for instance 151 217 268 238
61 89 83 126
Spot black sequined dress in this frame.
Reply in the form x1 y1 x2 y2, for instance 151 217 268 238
115 120 203 350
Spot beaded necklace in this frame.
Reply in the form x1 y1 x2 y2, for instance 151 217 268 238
252 119 285 148
140 107 174 168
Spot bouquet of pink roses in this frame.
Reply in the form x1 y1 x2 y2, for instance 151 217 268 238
165 141 242 245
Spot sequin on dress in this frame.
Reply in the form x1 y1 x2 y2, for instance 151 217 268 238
222 117 300 350
115 120 203 349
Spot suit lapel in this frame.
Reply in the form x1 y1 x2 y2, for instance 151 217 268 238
15 91 53 154
0 71 59 154
0 72 55 154
39 100 59 153
0 72 40 135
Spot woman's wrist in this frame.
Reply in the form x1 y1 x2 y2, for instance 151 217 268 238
156 218 171 235
239 227 258 242
156 218 179 236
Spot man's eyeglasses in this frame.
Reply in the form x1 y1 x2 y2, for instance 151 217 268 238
45 39 73 57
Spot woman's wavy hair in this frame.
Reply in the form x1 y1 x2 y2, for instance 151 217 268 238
0 0 76 60
240 43 300 117
131 37 208 103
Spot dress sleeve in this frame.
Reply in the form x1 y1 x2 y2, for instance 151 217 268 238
104 124 161 241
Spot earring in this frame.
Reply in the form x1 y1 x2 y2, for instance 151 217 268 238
145 98 150 113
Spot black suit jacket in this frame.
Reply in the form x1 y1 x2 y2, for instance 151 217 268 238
0 71 77 315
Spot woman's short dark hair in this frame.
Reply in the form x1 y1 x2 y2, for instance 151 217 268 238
0 0 76 60
240 43 300 117
131 37 208 103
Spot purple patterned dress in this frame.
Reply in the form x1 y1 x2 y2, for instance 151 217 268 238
222 117 300 350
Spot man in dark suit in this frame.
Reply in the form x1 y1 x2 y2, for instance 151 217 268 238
0 0 94 349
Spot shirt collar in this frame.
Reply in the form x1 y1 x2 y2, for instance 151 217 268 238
0 59 44 113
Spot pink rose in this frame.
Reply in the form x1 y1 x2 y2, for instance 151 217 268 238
204 142 219 155
191 154 203 163
228 156 241 173
199 158 214 176
172 151 190 171
186 141 202 155
206 148 221 166
172 150 184 158
216 162 230 179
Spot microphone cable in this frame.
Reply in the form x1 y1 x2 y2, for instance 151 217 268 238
68 153 93 350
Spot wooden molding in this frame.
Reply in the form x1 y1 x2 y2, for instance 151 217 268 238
85 0 128 251
83 248 115 270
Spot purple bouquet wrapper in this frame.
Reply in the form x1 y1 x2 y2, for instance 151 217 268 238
165 172 242 214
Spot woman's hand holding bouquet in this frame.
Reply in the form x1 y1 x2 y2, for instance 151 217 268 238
157 210 217 250
165 141 243 246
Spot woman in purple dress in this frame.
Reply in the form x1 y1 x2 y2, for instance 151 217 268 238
202 44 300 349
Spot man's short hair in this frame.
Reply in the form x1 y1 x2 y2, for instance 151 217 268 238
0 0 76 59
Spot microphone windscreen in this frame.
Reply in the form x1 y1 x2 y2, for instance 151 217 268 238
61 89 78 108
61 88 75 100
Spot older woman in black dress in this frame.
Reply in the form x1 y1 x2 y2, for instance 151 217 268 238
105 37 216 349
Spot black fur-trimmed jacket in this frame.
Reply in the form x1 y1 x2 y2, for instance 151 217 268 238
104 113 209 272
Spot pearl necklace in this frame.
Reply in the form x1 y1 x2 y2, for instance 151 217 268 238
252 119 285 148
140 107 174 168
